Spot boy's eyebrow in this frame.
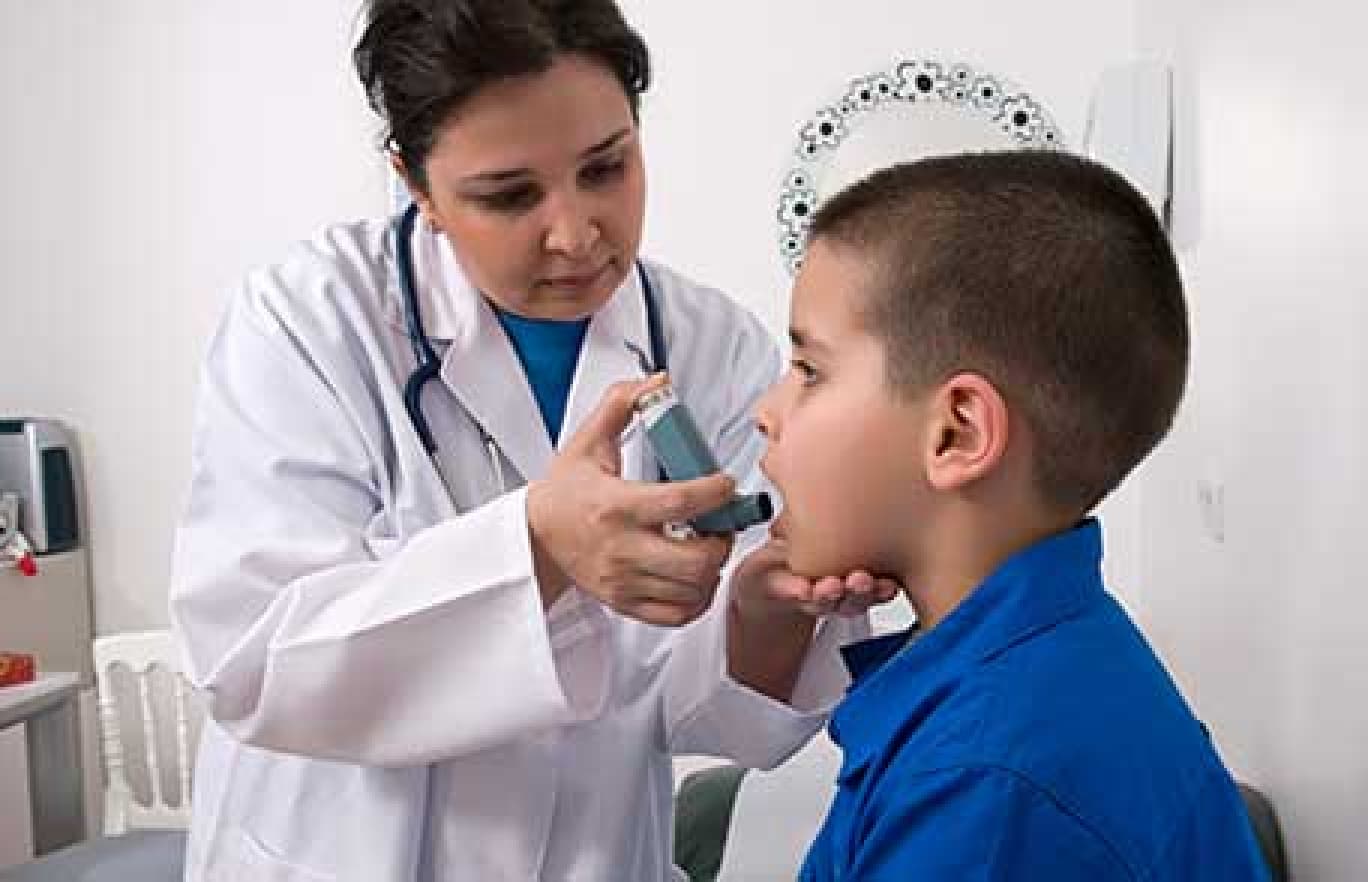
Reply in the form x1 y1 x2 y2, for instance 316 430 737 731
789 327 831 354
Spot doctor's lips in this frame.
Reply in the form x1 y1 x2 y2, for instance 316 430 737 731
540 262 611 289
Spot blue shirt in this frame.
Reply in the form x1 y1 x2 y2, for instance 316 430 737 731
800 520 1270 881
492 306 591 444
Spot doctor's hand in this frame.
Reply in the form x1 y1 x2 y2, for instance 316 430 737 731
527 377 737 627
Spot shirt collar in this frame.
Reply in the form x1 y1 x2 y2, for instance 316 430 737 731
831 518 1107 774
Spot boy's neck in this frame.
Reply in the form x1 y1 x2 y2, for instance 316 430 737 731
900 504 1077 631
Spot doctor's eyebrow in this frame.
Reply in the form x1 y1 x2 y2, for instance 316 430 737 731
581 127 632 158
459 128 633 187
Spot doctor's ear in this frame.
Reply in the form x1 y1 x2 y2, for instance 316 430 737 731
923 373 1010 492
389 152 442 232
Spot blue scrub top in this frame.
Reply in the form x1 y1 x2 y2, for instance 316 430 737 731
800 520 1270 881
493 306 590 445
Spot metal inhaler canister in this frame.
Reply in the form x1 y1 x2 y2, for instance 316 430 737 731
634 382 772 534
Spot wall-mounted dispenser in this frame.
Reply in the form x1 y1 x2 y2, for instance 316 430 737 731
0 419 80 555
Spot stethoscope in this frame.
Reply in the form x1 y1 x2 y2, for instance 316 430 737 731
392 202 668 494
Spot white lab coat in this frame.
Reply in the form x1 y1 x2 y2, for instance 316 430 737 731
170 217 857 882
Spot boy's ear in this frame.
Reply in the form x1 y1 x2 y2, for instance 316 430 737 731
923 373 1010 492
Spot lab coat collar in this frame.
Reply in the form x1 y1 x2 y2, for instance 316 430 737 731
403 222 654 484
830 519 1106 778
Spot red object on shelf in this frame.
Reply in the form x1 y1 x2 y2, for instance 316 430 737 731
17 553 37 577
0 652 37 687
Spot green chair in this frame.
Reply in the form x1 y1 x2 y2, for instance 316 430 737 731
673 764 749 882
1238 783 1289 882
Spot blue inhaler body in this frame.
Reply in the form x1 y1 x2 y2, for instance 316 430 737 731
634 381 772 535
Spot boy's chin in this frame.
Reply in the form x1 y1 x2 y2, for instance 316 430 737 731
786 544 860 582
772 520 870 579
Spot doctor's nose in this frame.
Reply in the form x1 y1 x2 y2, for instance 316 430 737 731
544 194 601 259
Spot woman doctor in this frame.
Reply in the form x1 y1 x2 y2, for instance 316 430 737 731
170 1 894 879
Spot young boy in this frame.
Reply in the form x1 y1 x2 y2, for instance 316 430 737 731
753 151 1270 880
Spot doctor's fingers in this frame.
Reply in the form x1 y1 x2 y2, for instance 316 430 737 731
608 573 716 627
563 375 667 466
627 473 736 527
593 534 729 626
631 530 733 588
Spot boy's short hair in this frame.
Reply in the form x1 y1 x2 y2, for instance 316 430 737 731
809 150 1188 513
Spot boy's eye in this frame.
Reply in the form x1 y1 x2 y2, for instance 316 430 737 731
581 157 627 187
473 185 541 213
790 359 819 386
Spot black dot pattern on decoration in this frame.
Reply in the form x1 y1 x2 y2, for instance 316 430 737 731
779 57 1065 276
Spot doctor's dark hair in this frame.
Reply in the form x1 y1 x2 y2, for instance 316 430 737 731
353 0 650 194
808 151 1188 515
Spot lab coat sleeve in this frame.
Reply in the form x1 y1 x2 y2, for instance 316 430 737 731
662 302 867 769
170 290 608 767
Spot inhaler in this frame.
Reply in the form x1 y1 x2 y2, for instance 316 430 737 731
633 381 772 535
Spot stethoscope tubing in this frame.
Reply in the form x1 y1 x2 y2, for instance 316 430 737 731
393 203 666 490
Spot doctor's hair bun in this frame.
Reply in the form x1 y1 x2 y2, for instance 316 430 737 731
353 0 650 193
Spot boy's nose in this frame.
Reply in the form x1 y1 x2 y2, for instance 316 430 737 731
754 386 778 440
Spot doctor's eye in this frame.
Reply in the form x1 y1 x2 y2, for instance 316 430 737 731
472 184 542 214
580 157 627 187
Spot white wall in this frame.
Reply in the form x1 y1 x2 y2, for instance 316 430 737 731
622 0 1136 334
0 1 388 634
1135 1 1368 879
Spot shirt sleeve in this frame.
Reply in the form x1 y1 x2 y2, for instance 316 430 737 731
839 766 1132 881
